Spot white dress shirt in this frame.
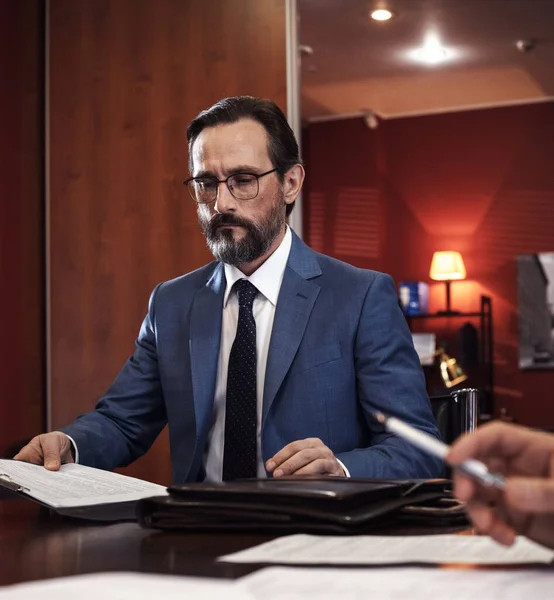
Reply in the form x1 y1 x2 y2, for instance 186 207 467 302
203 227 293 481
69 229 292 474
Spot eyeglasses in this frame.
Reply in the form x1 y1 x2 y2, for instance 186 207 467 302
183 168 277 204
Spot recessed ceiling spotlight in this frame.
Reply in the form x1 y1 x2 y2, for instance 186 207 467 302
370 9 394 21
409 32 454 65
515 39 535 53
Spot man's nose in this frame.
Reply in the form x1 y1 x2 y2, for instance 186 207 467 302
214 182 238 214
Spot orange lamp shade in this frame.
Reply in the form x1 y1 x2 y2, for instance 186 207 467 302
429 251 466 281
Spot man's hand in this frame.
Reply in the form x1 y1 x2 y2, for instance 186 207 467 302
447 421 554 549
13 432 75 471
266 438 345 478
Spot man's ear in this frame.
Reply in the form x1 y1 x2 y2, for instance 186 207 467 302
283 164 305 207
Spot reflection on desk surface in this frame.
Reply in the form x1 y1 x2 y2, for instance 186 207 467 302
0 500 269 585
1 498 553 594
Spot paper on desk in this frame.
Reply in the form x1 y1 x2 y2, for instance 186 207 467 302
2 569 553 600
0 572 252 600
240 566 554 600
0 460 167 508
219 533 554 565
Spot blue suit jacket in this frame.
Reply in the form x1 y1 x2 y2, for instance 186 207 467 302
62 231 442 481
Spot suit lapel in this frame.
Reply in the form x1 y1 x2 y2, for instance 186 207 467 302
189 263 225 440
262 232 322 426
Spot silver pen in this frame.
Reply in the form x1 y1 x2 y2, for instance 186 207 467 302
375 412 506 490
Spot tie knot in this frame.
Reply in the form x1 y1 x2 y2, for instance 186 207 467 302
235 279 257 308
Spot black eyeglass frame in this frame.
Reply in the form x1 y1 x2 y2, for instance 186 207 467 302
183 168 277 204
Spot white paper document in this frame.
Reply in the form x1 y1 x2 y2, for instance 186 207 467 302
0 572 252 600
241 566 554 600
0 459 167 508
219 533 554 565
2 568 554 600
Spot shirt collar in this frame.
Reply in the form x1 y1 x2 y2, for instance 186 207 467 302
223 226 292 307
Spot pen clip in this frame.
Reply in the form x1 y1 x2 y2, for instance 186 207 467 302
0 473 31 493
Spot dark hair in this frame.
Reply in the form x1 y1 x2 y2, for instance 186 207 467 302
187 96 301 216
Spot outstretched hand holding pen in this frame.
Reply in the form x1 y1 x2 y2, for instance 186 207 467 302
376 413 554 548
447 421 554 549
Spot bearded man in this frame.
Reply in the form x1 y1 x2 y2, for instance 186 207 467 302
15 97 441 482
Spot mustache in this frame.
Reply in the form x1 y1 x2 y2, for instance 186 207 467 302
208 213 255 232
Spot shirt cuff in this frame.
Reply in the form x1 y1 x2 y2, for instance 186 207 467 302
61 433 79 464
336 458 350 478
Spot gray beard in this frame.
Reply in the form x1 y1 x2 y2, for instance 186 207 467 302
198 199 285 266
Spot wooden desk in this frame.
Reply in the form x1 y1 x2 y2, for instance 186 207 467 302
0 497 475 587
0 499 276 586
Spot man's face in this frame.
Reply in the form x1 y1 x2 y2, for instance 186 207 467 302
191 119 288 266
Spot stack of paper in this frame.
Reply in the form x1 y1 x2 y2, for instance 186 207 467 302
219 533 554 565
0 460 167 519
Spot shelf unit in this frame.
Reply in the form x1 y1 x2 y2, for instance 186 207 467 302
405 295 494 416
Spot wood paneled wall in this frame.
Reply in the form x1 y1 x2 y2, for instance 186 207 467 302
0 0 44 454
48 0 287 483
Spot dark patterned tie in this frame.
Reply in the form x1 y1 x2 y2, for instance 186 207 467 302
222 279 258 481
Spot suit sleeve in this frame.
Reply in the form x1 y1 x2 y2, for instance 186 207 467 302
335 273 443 478
59 284 167 470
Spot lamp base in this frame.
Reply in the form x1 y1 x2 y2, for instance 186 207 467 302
438 280 459 315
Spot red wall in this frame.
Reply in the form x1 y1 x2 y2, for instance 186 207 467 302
304 102 554 427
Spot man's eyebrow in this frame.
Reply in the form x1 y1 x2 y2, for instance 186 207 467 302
192 165 266 179
193 170 216 179
226 165 264 175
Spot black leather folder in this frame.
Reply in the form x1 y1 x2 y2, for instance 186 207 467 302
137 477 467 533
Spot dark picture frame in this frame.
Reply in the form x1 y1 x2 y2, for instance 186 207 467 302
517 253 554 369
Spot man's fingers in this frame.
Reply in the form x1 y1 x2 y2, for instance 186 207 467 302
13 442 43 465
289 458 339 476
466 500 494 532
458 473 554 515
465 499 517 546
12 432 71 470
448 422 551 466
273 448 323 477
506 478 554 514
41 435 63 470
266 438 343 477
452 472 478 502
448 422 524 463
454 467 503 502
266 438 324 472
487 516 517 547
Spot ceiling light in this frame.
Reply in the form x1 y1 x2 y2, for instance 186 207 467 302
409 32 453 65
370 9 394 21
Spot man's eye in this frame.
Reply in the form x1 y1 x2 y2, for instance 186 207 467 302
197 180 217 190
234 176 254 186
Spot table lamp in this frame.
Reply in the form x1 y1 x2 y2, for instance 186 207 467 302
429 251 466 314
